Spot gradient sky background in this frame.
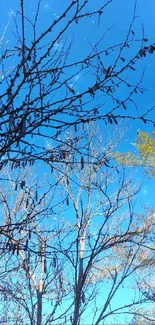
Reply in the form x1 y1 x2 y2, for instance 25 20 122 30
0 0 155 324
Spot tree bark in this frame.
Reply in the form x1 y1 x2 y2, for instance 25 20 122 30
72 233 85 325
37 290 42 325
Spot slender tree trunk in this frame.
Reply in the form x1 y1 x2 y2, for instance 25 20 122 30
72 233 86 325
36 240 45 325
72 264 82 325
37 289 42 325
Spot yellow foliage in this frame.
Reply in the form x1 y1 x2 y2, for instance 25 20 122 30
112 132 155 177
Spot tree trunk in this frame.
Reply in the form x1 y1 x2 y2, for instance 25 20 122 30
72 274 82 325
37 290 42 325
72 234 85 325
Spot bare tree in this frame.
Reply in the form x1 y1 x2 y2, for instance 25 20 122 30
0 124 155 325
0 167 66 325
50 125 155 325
0 0 155 168
0 164 61 252
0 221 66 325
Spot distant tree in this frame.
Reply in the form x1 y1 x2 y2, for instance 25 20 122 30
0 125 155 325
112 131 155 177
0 0 155 169
129 307 155 325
